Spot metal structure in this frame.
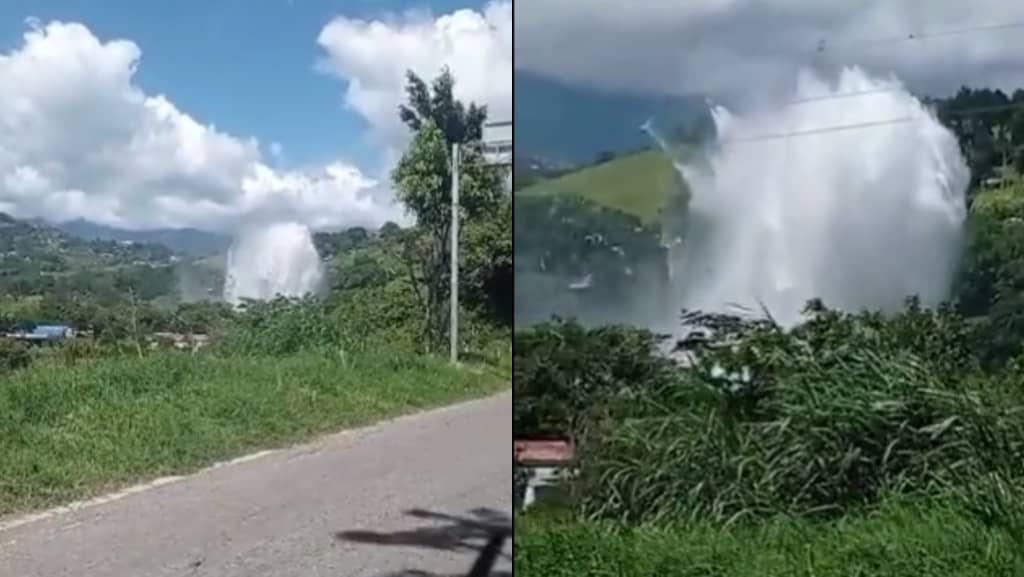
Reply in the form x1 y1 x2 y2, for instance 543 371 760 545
482 120 512 167
450 120 512 364
450 143 461 365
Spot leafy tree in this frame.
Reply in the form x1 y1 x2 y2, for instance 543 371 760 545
379 221 402 239
399 67 487 146
954 184 1024 366
462 196 512 326
933 87 1024 190
514 320 678 439
392 69 504 352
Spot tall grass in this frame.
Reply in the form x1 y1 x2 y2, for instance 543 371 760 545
515 308 1024 527
0 349 507 516
575 348 1024 525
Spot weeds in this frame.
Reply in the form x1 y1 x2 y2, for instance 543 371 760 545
0 349 507 516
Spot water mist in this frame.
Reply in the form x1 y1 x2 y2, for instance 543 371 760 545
663 67 969 327
223 222 324 304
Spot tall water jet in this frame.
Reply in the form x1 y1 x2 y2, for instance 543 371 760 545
223 222 324 304
663 66 969 326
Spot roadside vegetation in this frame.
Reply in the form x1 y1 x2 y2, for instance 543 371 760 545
0 68 510 518
514 86 1024 575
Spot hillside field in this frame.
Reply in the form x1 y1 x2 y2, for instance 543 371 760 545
517 149 687 223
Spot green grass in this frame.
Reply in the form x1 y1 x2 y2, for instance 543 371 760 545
517 150 685 223
515 501 1024 577
0 350 508 516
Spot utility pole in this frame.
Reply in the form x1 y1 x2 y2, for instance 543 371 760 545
450 143 460 365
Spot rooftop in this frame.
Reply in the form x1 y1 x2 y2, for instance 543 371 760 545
514 439 575 466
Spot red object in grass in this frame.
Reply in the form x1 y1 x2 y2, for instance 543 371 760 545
514 439 576 466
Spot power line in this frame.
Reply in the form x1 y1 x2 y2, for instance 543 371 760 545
716 100 1024 146
678 19 1024 145
720 117 915 145
777 18 1024 108
781 86 900 108
816 20 1024 54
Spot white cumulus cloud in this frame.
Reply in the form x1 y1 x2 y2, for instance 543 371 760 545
0 21 403 232
514 0 1024 100
316 1 512 155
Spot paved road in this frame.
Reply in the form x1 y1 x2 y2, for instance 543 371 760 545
0 392 512 577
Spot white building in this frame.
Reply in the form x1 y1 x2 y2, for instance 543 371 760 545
514 439 575 510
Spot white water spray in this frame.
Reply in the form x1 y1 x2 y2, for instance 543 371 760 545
665 67 969 326
223 222 324 304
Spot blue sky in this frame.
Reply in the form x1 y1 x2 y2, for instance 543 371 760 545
0 0 486 171
0 0 510 231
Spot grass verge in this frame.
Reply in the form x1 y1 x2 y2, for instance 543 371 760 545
515 500 1024 577
0 350 508 517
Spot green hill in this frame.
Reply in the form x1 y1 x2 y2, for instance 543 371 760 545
0 213 199 303
517 149 687 223
0 213 174 275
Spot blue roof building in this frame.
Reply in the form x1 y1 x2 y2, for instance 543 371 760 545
7 324 74 342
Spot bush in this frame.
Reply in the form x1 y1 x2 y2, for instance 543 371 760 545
577 348 1024 524
221 296 339 356
0 339 31 373
331 280 422 355
512 303 1024 526
513 320 678 439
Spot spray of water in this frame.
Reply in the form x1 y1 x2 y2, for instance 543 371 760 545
223 222 324 304
663 67 969 326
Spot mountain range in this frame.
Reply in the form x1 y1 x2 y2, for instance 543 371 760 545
51 219 232 257
514 70 707 165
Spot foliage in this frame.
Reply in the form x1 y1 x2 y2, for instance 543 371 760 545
392 68 505 352
678 297 978 397
931 87 1024 189
0 339 31 373
313 227 371 261
559 302 1024 525
0 213 176 298
462 196 512 326
0 348 507 516
398 67 487 147
955 183 1024 367
513 319 677 439
167 301 235 335
331 279 422 355
221 296 339 356
515 500 1024 577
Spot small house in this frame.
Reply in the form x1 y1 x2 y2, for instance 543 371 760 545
6 324 75 344
514 438 576 510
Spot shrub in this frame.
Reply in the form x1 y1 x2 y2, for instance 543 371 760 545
331 280 422 355
568 304 1024 525
0 339 31 373
221 296 339 356
513 320 678 439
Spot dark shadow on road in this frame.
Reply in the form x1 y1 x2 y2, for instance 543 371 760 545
336 507 512 577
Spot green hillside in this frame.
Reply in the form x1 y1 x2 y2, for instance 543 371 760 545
517 149 687 223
